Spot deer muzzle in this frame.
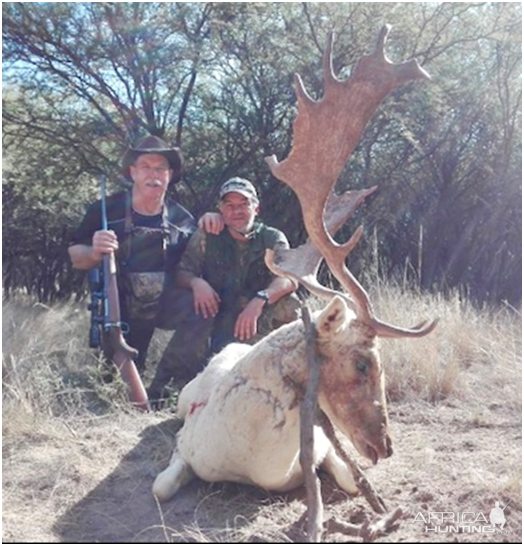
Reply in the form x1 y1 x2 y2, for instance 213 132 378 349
355 429 393 465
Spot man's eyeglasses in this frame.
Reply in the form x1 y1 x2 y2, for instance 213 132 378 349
134 164 171 175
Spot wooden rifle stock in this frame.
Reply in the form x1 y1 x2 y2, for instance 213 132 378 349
99 174 150 411
103 252 150 411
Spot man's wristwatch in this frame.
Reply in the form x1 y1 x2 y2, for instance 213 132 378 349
255 290 270 305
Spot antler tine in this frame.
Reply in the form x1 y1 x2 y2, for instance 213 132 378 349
372 317 440 339
323 30 337 88
376 24 391 53
266 248 356 311
371 24 432 84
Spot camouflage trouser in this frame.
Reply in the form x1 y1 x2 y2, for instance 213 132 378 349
210 292 302 354
123 318 156 373
147 289 213 398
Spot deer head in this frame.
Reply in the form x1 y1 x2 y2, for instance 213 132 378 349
265 25 437 339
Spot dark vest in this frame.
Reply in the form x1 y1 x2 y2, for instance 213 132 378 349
202 223 285 312
109 191 194 320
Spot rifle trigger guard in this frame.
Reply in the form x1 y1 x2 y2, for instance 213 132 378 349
105 321 131 334
119 321 131 335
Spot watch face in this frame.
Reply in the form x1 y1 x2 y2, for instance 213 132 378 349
257 290 269 302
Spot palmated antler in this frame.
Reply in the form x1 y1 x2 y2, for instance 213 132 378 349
265 26 437 339
266 188 375 314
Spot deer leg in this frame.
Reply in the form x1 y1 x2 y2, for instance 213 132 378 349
152 448 195 502
321 444 359 495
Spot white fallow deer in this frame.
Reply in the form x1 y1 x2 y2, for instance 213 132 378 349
153 26 437 504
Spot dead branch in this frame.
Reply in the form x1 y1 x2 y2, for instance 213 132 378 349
326 506 403 543
317 410 388 515
299 304 324 543
287 371 388 516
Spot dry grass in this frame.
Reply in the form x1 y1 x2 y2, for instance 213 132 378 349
2 291 522 543
3 289 519 415
2 298 172 419
373 284 521 406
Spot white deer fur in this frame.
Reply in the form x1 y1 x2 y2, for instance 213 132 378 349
153 296 392 503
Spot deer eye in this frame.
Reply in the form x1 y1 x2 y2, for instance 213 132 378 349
355 359 369 375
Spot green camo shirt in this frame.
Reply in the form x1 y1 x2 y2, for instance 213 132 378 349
178 222 289 312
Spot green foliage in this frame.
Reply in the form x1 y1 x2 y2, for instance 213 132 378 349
2 2 521 305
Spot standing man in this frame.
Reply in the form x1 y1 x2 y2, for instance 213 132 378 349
148 177 301 398
68 135 214 385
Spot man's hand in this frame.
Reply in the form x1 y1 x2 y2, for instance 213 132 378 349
234 297 266 341
92 229 119 261
198 212 224 235
190 278 220 318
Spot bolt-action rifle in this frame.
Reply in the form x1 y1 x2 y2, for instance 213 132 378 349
88 174 150 411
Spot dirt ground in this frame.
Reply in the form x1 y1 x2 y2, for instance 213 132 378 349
2 357 522 543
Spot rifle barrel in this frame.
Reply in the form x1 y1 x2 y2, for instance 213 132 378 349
100 174 108 231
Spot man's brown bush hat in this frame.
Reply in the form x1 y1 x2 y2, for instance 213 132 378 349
121 135 183 183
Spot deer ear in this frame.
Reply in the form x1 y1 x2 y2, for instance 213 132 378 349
316 296 351 338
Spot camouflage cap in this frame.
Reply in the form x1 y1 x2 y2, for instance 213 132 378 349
219 177 258 201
